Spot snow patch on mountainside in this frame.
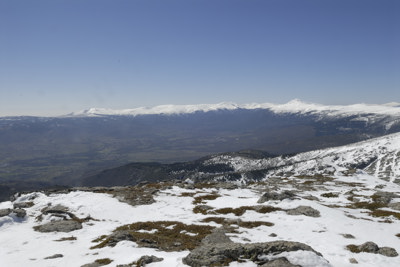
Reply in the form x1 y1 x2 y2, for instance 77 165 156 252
206 132 400 182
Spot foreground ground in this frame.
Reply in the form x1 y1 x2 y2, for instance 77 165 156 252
0 172 399 267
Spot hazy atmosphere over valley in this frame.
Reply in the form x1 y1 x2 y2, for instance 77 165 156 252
1 1 400 267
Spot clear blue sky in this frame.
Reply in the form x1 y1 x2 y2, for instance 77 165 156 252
0 0 399 116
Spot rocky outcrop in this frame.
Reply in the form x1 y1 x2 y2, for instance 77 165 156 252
183 228 326 266
0 208 11 217
34 220 82 233
286 205 321 217
257 190 296 203
347 241 398 257
136 255 164 266
0 208 27 218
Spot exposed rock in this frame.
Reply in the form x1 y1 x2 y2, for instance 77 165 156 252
136 255 164 266
269 233 277 237
260 257 301 267
13 202 34 209
349 258 358 264
358 241 379 253
286 205 321 217
34 220 82 233
257 190 296 203
201 228 233 245
183 239 324 267
44 254 63 259
342 234 356 239
12 208 27 218
106 231 136 247
193 204 213 214
388 202 400 211
348 242 398 257
0 208 11 217
378 247 399 257
42 204 70 214
372 191 399 204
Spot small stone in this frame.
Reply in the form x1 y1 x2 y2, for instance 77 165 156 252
269 233 277 237
349 258 358 264
44 254 63 259
342 234 356 239
136 255 164 266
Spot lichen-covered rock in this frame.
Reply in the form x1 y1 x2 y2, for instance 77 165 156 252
201 228 233 245
12 208 27 218
0 208 11 217
34 220 82 233
136 255 164 266
13 202 34 209
183 239 324 267
372 191 400 204
347 242 398 257
378 247 399 257
358 242 379 253
257 190 296 203
286 205 321 217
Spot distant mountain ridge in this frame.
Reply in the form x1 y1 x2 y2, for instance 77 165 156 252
69 99 400 119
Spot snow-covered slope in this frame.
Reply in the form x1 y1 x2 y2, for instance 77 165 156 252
206 132 400 183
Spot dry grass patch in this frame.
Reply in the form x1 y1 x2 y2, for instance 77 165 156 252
214 205 281 216
193 193 221 204
369 210 400 220
95 258 113 265
91 221 214 251
200 217 274 228
54 236 77 242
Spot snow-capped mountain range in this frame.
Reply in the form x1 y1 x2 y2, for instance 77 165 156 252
71 99 400 118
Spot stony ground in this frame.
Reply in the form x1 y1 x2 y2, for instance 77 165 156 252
1 172 399 267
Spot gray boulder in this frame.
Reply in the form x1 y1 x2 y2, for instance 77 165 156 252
34 220 82 233
183 239 324 267
12 208 27 218
136 255 164 266
372 191 399 204
257 190 296 203
13 202 34 209
378 247 399 257
0 208 11 217
201 228 233 245
286 206 321 217
358 241 379 253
